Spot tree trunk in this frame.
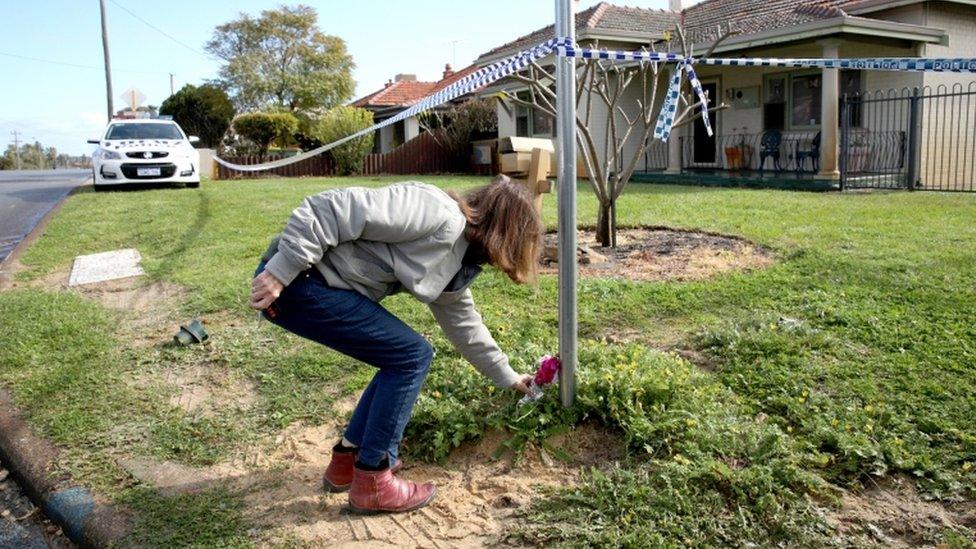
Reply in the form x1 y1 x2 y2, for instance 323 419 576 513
596 201 612 247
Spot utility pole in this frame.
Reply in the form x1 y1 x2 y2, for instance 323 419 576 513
169 73 175 96
10 130 22 170
99 0 114 121
555 0 578 408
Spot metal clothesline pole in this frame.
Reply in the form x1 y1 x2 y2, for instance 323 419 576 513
555 0 578 408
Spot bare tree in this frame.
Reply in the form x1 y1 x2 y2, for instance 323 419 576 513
503 26 733 247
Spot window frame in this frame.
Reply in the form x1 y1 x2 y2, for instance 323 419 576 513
514 89 555 138
762 70 863 131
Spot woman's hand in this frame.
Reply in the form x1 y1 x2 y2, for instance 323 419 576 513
510 374 535 396
250 271 284 310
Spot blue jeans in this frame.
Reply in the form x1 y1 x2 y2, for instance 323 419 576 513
255 261 433 467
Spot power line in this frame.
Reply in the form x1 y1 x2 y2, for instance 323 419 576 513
0 51 155 75
107 0 212 60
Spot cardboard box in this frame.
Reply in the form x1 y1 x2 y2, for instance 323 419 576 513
498 136 555 154
499 152 556 176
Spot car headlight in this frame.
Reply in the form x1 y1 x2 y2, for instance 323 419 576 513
99 149 122 160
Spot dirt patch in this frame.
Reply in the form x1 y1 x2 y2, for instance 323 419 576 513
115 386 622 547
165 363 257 418
240 411 620 547
542 227 773 282
828 475 976 546
12 267 258 420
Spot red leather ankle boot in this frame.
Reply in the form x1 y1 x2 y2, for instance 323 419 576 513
323 445 402 493
323 448 357 492
348 466 436 513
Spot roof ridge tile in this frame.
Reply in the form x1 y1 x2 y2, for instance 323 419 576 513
586 2 610 28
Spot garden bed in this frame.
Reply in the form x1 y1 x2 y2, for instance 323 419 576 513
542 227 774 281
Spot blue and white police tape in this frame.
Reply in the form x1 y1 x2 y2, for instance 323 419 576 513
557 43 976 141
215 36 976 172
213 38 565 172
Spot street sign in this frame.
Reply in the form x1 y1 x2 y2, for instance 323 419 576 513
120 88 146 111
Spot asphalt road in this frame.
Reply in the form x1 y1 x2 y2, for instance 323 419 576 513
0 170 90 263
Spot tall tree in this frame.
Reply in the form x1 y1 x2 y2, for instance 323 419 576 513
206 5 355 113
160 84 235 148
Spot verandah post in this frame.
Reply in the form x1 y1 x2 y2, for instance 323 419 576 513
555 0 578 408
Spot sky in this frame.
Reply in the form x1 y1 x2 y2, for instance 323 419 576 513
0 0 670 156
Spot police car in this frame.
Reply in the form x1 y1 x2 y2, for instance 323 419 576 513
88 118 200 190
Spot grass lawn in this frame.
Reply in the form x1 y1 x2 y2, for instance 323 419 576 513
1 175 974 546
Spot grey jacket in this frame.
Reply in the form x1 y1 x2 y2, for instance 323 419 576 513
263 182 520 389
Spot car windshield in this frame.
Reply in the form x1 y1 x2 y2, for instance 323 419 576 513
105 123 183 140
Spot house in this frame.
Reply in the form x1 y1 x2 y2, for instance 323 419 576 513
477 0 976 190
354 64 480 154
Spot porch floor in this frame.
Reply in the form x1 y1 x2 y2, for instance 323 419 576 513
633 169 840 191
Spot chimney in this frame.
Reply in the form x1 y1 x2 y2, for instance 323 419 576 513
669 0 689 11
384 79 393 88
394 73 417 83
442 64 455 80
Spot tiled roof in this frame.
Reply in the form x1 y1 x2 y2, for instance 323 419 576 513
681 0 851 40
477 2 678 61
353 64 481 109
477 0 938 61
353 81 437 108
432 64 481 92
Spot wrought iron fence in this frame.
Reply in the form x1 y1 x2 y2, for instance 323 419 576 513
677 131 822 172
642 139 669 171
842 83 976 192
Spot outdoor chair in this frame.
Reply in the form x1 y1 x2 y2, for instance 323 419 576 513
759 130 783 172
795 131 821 173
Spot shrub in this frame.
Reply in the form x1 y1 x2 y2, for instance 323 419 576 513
309 106 374 175
159 84 235 148
419 98 497 161
232 112 298 160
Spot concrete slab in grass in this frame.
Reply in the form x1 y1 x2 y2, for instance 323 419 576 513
68 249 145 287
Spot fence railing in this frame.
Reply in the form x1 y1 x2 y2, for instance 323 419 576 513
215 131 458 180
678 131 821 172
842 83 976 192
642 139 669 171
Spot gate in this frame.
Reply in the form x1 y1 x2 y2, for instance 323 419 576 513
841 83 976 192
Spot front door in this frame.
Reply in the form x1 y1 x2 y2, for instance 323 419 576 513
693 81 718 165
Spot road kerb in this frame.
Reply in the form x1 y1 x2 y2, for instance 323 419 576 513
0 388 130 547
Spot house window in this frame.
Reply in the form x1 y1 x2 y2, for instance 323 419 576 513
393 120 406 148
763 71 862 130
516 104 530 137
792 73 822 127
533 108 553 136
515 91 554 137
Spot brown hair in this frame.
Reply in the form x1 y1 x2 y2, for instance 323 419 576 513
450 175 543 284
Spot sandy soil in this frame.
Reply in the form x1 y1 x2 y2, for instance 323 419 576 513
111 386 622 547
542 227 774 282
827 475 976 547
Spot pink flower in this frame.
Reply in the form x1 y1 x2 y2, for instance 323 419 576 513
534 355 561 386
